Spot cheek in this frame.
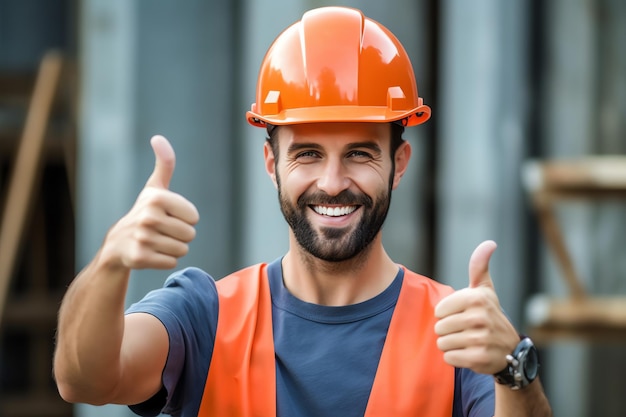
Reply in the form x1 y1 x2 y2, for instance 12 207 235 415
277 165 315 199
350 165 391 191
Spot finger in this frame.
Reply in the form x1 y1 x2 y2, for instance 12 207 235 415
153 217 197 243
132 252 181 270
123 237 187 270
161 194 200 225
139 188 200 225
434 312 469 336
437 330 479 352
441 347 497 373
434 287 472 318
149 235 191 259
468 240 497 289
145 135 176 189
131 228 191 259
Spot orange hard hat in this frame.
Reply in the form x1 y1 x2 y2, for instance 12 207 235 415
246 6 431 128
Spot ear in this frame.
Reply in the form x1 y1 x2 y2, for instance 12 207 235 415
391 140 412 190
264 141 278 189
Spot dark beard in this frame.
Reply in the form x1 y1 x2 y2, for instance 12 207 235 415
278 185 392 263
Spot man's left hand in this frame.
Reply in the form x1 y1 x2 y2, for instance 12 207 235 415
434 240 520 375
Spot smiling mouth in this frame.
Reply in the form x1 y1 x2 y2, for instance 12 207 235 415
311 205 358 217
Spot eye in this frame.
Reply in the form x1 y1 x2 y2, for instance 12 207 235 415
347 150 373 159
295 150 321 160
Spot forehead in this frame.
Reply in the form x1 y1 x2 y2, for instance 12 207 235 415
275 122 392 147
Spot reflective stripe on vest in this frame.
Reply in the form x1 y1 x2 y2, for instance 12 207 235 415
199 264 455 417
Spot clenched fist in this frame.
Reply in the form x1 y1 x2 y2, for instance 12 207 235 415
100 135 200 271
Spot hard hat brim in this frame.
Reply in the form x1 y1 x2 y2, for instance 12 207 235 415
247 105 431 128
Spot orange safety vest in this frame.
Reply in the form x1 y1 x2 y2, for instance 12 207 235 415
199 263 455 417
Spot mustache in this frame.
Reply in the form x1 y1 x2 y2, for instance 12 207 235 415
297 190 373 208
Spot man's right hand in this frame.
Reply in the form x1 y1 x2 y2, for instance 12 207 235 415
54 135 196 406
101 135 200 270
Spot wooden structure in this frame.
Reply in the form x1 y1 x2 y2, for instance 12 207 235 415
523 157 626 345
0 51 76 417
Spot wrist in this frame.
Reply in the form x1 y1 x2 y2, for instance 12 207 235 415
493 336 539 390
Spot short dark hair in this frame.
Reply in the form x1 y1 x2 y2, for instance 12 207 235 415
265 122 406 161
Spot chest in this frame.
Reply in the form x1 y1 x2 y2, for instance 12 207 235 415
272 305 393 417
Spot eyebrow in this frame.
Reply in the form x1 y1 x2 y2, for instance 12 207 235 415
286 142 323 155
346 142 382 154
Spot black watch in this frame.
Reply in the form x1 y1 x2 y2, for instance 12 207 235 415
493 337 539 390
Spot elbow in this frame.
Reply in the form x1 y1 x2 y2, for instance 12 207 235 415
54 368 117 406
56 380 116 406
56 380 86 405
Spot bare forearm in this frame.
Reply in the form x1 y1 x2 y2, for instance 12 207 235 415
54 248 131 404
494 378 552 417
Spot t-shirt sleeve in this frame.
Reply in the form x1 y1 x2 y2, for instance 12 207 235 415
124 267 220 416
453 367 495 417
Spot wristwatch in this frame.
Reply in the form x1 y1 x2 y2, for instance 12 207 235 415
493 336 539 390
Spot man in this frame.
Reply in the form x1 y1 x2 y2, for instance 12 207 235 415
54 6 552 417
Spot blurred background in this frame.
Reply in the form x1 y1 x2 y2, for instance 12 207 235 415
0 0 625 416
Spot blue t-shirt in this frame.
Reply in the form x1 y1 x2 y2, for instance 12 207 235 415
126 259 495 417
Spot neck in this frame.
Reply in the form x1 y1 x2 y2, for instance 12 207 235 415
281 235 399 306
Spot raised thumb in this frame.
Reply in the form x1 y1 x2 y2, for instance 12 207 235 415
468 240 497 289
145 135 175 189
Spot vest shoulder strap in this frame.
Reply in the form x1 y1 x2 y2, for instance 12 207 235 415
199 263 275 417
365 267 455 417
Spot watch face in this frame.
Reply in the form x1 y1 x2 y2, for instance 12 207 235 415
522 344 539 381
494 337 539 389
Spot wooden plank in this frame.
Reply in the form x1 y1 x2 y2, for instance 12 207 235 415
532 193 588 298
0 52 63 322
527 296 626 345
529 326 626 346
527 295 626 327
2 294 61 326
524 157 626 192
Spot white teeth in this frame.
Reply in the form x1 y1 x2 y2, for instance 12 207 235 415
313 205 357 217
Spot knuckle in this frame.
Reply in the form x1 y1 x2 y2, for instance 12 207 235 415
133 228 153 245
141 187 166 201
124 245 147 268
467 290 490 308
467 330 489 348
466 311 488 329
137 210 161 228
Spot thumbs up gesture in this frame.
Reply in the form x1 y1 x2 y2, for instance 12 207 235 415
434 241 520 375
101 135 200 270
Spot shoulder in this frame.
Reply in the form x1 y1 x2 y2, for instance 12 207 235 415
126 267 219 327
215 263 269 298
401 266 454 297
166 266 218 291
217 263 267 285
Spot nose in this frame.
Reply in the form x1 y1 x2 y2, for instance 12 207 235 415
316 157 351 196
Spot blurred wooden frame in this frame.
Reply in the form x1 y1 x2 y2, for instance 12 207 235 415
0 51 75 325
522 157 626 345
